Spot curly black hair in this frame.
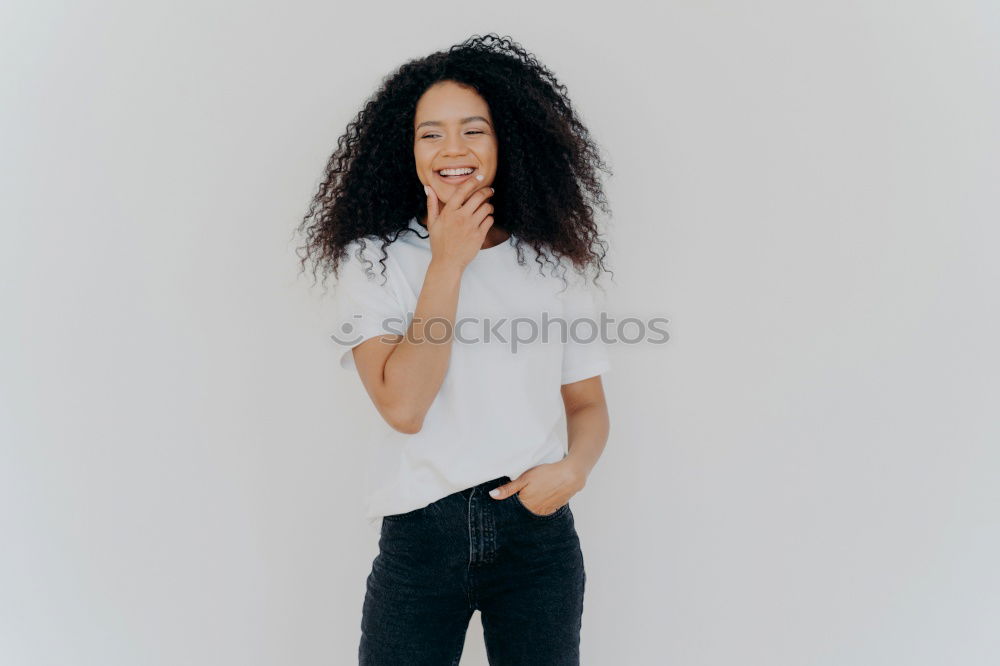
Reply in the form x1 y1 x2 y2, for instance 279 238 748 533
294 33 614 292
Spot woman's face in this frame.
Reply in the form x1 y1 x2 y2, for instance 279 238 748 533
413 80 497 205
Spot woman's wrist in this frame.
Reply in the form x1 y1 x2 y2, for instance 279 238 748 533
428 257 466 279
562 454 592 490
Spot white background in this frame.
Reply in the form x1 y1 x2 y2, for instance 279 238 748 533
2 2 998 664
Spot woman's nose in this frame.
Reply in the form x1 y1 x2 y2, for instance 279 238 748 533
441 134 468 155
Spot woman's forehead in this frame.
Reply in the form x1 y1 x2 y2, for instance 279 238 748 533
414 83 491 124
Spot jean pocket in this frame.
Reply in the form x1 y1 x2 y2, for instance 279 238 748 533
512 492 569 520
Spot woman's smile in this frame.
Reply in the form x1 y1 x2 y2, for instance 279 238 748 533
434 166 480 185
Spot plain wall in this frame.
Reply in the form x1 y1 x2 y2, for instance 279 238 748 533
2 1 998 664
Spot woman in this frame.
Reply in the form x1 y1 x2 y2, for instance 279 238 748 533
297 33 613 665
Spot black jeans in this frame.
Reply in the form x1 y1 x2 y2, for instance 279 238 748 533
359 475 586 665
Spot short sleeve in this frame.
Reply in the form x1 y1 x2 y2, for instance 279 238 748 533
559 278 611 385
329 243 410 372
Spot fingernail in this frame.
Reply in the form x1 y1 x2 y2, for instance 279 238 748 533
476 174 484 181
424 185 430 195
489 488 500 498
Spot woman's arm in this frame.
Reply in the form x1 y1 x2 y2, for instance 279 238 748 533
561 375 610 486
351 178 495 434
351 258 464 434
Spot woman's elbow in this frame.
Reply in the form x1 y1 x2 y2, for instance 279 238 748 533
382 403 425 434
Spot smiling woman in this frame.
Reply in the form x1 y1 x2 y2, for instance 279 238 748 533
295 33 614 666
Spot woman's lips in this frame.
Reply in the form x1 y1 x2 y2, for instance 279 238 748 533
434 168 478 184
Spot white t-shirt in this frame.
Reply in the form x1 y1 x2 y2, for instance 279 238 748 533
330 216 611 532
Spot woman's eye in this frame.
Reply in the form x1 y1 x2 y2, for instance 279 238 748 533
420 131 485 139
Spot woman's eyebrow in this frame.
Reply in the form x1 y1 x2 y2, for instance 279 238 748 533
416 116 492 130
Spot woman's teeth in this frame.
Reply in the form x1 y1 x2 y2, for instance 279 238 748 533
438 168 475 176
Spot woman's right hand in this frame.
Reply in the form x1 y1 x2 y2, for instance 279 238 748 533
423 175 495 272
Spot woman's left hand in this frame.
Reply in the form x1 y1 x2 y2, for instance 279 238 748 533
488 460 586 515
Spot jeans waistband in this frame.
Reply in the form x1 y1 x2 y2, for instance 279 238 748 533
460 475 511 499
